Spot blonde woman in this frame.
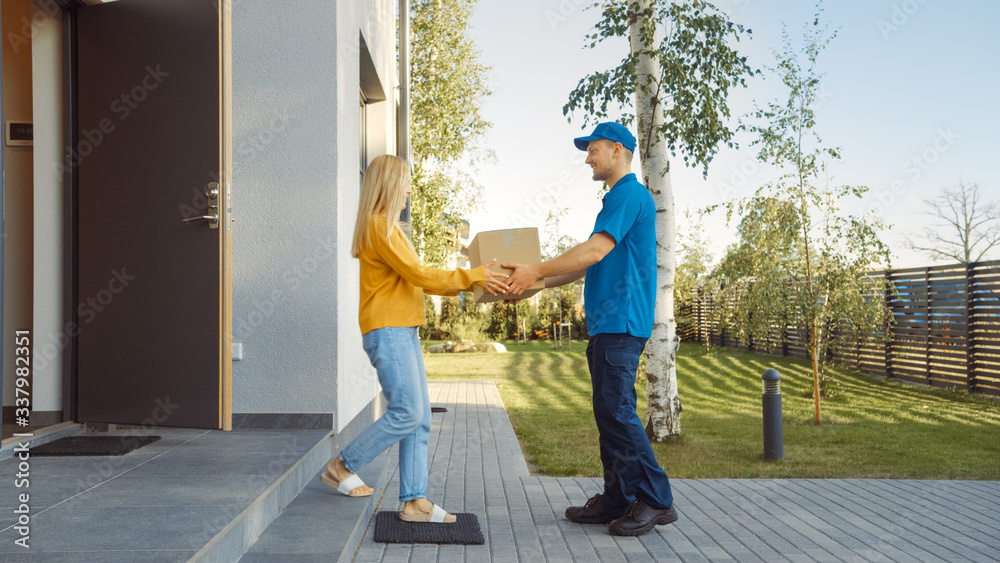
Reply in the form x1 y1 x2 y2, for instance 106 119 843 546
322 154 507 523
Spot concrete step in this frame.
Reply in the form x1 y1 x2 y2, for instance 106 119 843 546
190 430 336 562
0 427 331 562
236 449 394 563
0 421 83 461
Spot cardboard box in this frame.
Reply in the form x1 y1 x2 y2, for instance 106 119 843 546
468 228 545 303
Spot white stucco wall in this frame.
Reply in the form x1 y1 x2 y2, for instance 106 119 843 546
232 0 396 429
334 0 396 432
30 3 63 413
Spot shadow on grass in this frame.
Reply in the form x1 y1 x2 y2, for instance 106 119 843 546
426 340 1000 479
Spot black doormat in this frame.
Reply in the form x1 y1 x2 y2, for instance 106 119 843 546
31 435 160 457
430 407 448 413
373 510 484 545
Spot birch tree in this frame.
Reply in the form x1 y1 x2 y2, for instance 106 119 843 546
565 0 755 440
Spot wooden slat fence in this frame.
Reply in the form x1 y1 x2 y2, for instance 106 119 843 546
679 259 1000 396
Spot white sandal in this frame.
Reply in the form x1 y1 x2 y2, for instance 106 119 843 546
398 503 454 523
320 471 372 497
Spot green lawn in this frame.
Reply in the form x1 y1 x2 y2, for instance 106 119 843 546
423 340 1000 480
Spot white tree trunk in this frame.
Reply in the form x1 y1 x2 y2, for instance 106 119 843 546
630 0 681 440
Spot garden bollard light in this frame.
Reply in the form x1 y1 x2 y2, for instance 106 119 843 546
762 369 784 461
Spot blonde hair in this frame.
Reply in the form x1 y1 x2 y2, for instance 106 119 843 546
352 154 411 258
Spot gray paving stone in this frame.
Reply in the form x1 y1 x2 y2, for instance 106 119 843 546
353 546 384 562
0 551 196 562
0 428 336 561
216 380 1000 562
240 556 341 563
0 503 243 552
807 479 980 561
594 545 628 562
638 536 680 562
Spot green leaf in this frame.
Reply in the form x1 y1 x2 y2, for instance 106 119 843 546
409 0 494 263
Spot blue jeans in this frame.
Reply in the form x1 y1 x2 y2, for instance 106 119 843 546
587 333 674 516
339 326 431 502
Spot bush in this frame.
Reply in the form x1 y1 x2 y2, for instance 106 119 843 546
433 293 488 342
419 295 438 340
439 295 459 326
440 311 487 343
485 303 510 340
485 300 537 341
461 279 620 346
574 308 588 340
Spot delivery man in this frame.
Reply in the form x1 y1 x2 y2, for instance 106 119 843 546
503 122 677 537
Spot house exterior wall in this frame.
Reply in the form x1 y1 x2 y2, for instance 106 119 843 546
334 0 396 432
2 0 35 415
0 0 395 432
30 3 63 415
231 0 397 431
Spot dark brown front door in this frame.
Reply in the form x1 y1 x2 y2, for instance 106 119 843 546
76 0 231 429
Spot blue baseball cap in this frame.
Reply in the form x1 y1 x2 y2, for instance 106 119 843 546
573 122 636 153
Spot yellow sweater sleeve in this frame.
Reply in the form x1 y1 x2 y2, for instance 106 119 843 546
373 222 487 292
424 288 461 297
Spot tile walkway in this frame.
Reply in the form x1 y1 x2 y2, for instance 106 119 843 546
2 380 995 562
341 380 1000 563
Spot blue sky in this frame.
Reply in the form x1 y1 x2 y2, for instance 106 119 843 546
461 0 1000 268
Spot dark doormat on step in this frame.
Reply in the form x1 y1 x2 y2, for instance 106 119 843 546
373 510 484 545
31 435 160 457
430 407 448 413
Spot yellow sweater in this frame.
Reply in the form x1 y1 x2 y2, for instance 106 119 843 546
359 218 487 334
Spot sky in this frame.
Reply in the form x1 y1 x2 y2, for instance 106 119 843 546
458 0 1000 269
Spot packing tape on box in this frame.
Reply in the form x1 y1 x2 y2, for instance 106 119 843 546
503 231 515 247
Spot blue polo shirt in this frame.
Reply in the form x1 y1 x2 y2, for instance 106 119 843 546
584 173 657 338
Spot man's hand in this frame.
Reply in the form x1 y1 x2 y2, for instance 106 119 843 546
503 263 541 295
502 233 614 296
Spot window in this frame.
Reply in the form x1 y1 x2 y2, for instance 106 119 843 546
360 89 368 186
358 32 384 188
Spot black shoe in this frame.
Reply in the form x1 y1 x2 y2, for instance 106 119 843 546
565 494 615 524
608 500 678 536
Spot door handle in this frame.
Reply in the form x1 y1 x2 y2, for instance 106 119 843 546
181 183 220 229
182 212 219 226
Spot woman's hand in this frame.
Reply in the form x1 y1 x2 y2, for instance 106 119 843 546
482 259 509 295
